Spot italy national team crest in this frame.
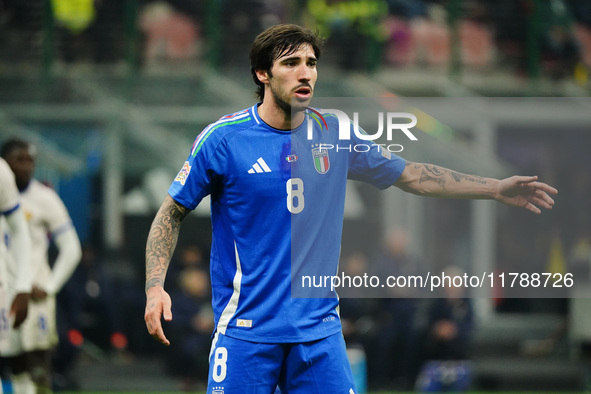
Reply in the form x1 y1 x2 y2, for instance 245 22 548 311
312 145 330 174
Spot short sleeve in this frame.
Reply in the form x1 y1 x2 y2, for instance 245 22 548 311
347 130 406 189
168 127 228 210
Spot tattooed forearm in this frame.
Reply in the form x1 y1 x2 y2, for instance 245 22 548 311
411 163 489 187
419 166 447 189
450 171 488 185
400 162 493 198
145 196 190 292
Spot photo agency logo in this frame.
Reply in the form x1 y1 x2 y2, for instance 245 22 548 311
306 105 419 154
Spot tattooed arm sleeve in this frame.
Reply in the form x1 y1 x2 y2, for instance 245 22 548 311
393 161 498 199
145 195 191 292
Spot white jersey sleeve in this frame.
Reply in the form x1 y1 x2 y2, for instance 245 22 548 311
45 228 81 295
21 180 81 294
0 159 19 214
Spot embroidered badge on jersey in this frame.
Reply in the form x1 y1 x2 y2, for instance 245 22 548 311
285 154 298 163
379 146 392 160
174 161 192 185
311 144 330 174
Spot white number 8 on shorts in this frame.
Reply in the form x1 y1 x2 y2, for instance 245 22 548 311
212 346 228 383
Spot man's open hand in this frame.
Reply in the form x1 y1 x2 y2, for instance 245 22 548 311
144 286 173 346
494 175 558 214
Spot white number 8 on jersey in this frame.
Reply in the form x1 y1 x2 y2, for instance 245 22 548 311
286 178 304 214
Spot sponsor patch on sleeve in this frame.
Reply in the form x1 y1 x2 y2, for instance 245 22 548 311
379 145 391 160
174 161 191 185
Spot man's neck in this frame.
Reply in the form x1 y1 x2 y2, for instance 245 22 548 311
17 179 32 193
257 100 305 130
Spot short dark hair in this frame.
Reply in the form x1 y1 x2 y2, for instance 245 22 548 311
1 138 32 159
250 24 324 101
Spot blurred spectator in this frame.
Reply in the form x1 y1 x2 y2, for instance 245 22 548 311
0 0 46 63
487 0 528 71
383 0 427 66
392 0 494 68
51 0 127 64
90 0 126 64
215 0 289 69
52 0 96 63
490 0 580 78
259 0 289 28
538 0 580 79
164 267 213 391
51 0 95 34
411 3 451 67
415 266 474 392
306 0 389 70
219 0 268 68
139 1 200 64
458 0 495 68
569 1 591 72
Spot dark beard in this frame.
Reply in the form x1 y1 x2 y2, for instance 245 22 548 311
271 88 308 126
271 87 293 117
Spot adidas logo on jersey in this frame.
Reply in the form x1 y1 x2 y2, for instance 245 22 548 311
237 319 252 327
247 157 272 174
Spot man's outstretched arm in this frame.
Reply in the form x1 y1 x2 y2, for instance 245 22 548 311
144 194 190 346
394 162 557 214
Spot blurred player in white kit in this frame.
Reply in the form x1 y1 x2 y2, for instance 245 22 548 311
1 139 82 394
0 156 32 393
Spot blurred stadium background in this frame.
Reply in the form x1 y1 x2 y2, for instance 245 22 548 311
1 0 591 392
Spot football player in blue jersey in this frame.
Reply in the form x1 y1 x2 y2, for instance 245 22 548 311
145 24 558 394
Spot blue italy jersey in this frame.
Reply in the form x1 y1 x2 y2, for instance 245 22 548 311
169 104 406 343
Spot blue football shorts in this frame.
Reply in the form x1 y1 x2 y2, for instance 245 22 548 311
207 331 357 394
